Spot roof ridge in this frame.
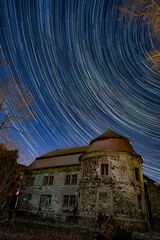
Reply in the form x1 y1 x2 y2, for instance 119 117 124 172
37 145 89 159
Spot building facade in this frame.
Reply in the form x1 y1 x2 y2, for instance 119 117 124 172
19 129 160 233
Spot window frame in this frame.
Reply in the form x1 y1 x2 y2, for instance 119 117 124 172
27 194 32 201
49 176 54 185
70 195 76 206
137 194 142 210
63 195 77 207
43 176 49 186
65 175 71 185
135 167 140 181
25 176 35 186
40 194 52 207
71 174 77 185
63 195 69 206
101 163 109 176
43 175 54 186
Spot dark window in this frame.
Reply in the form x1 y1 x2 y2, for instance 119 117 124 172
26 176 35 186
30 177 35 186
101 164 109 176
40 194 51 207
63 195 77 207
25 177 30 186
49 176 54 185
71 174 77 185
65 175 71 185
70 195 76 206
43 176 54 186
135 168 140 181
137 194 142 209
43 176 49 186
63 195 69 206
27 194 32 201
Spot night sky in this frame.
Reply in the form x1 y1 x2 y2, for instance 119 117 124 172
0 0 160 182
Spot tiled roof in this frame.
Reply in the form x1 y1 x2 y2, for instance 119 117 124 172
88 129 136 154
28 146 89 170
37 146 89 159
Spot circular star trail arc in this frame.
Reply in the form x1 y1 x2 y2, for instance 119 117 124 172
0 0 160 182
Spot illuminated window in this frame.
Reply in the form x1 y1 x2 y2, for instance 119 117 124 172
135 168 140 181
71 174 77 184
65 175 71 185
101 164 109 176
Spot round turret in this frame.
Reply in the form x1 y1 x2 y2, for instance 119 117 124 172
78 128 148 233
88 129 135 154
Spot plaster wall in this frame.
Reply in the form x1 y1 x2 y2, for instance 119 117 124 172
21 166 80 216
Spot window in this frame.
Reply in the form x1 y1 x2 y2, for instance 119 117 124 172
65 174 77 185
71 174 77 185
63 195 77 207
40 194 51 207
137 194 142 209
63 195 69 206
99 192 109 200
65 175 71 185
30 177 35 186
25 176 35 186
70 195 76 206
135 168 140 181
27 194 32 201
43 176 54 186
49 176 54 185
26 177 30 186
101 164 109 176
43 176 48 186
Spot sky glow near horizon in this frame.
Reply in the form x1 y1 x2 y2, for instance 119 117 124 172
0 0 160 182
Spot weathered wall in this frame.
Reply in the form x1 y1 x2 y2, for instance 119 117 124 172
79 151 148 232
144 176 160 232
20 165 80 220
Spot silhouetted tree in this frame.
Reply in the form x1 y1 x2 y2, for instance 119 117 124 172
0 83 33 208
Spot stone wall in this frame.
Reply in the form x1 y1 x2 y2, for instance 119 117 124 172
79 151 148 233
144 176 160 232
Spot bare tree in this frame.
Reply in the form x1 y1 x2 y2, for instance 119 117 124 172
119 0 160 72
0 82 33 207
0 46 33 210
0 82 33 143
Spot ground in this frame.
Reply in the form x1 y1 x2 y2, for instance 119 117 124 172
0 222 94 240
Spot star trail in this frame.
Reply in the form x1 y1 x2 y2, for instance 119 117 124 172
0 0 160 182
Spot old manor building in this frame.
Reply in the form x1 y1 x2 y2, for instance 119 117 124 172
19 129 160 233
